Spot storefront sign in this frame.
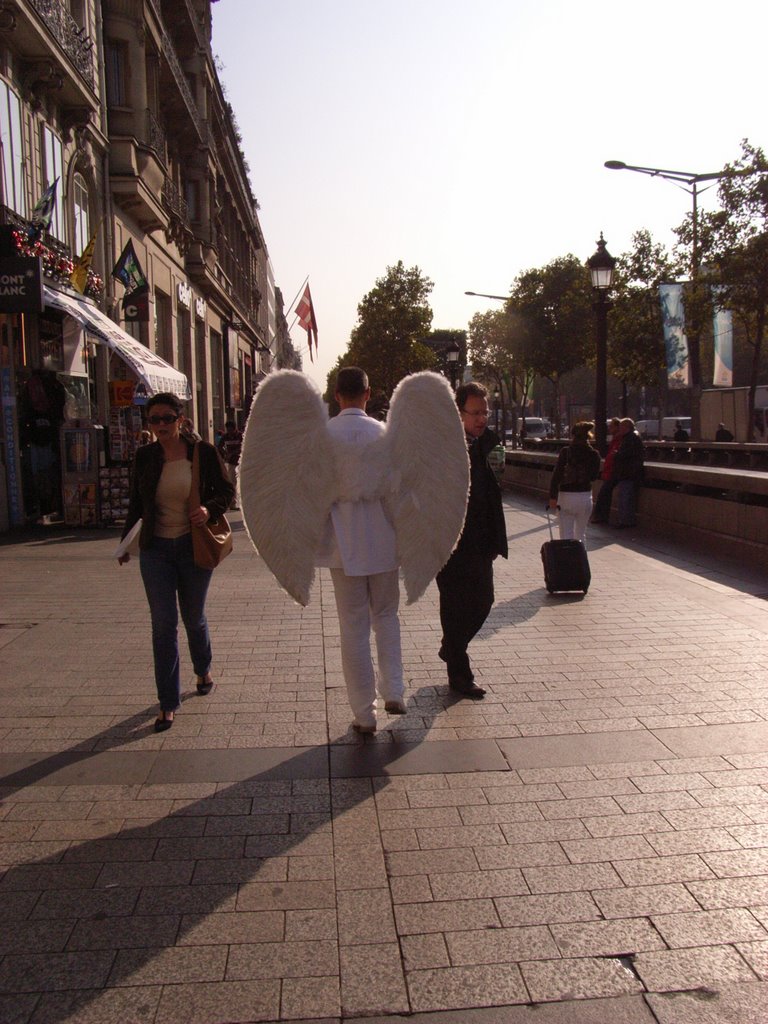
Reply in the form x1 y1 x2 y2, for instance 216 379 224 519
195 297 206 319
0 256 43 313
109 380 135 407
123 285 149 323
1 366 24 526
177 282 192 309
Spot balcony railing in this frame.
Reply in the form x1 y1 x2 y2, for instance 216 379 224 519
159 27 205 143
161 178 188 223
145 108 167 163
29 0 95 91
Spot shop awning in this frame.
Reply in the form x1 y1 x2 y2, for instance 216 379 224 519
43 286 191 400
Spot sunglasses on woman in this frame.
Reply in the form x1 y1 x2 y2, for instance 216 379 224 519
147 414 179 425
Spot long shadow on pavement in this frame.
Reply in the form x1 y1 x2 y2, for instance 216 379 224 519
0 685 504 1023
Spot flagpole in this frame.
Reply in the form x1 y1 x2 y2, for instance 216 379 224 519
286 276 309 315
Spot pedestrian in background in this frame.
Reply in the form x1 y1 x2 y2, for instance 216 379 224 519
590 416 621 524
548 421 601 544
118 392 233 732
715 422 734 442
218 420 243 509
613 417 645 528
437 382 508 700
673 421 689 441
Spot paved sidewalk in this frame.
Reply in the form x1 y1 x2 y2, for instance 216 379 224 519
1 494 767 1024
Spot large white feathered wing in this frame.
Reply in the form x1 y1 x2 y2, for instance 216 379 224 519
239 371 335 606
385 372 469 604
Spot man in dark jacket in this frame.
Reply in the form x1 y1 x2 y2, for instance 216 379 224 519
436 382 508 699
613 417 644 528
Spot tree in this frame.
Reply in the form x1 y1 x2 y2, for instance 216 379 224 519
702 140 768 440
610 229 672 404
338 261 436 399
509 255 593 435
467 308 531 438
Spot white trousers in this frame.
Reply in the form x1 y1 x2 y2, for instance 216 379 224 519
557 491 593 544
330 568 404 727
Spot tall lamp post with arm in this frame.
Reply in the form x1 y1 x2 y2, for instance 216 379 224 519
587 234 617 456
604 160 725 438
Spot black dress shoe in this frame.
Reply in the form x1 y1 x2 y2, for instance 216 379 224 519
154 711 174 733
449 681 486 700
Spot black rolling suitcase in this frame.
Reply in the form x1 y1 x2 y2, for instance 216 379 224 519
541 510 591 594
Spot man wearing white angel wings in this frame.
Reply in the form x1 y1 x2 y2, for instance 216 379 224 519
238 366 470 734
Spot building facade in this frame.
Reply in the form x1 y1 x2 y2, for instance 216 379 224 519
0 0 284 531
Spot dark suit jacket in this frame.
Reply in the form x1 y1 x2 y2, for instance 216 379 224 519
122 440 234 547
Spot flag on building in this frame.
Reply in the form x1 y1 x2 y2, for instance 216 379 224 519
70 228 98 294
295 283 318 362
27 178 59 242
112 239 148 293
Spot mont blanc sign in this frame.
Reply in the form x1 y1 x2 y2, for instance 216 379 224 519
0 256 43 313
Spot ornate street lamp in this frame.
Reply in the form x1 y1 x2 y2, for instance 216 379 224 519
587 233 616 456
445 340 460 391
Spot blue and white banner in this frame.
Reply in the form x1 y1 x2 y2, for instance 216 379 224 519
659 283 690 389
712 297 733 388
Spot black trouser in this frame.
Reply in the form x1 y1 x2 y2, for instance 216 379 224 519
591 479 616 521
436 551 495 687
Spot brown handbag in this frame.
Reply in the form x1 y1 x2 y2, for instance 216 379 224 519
189 443 233 569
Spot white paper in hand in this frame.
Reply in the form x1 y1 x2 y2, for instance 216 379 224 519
113 519 142 560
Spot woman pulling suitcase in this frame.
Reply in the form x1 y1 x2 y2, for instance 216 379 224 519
548 421 601 543
541 421 601 595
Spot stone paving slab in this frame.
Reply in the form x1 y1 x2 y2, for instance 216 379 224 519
1 496 768 1022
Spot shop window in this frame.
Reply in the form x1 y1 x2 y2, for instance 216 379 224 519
105 39 128 107
177 308 191 377
73 173 90 256
41 125 64 240
210 328 223 425
154 290 173 363
0 79 26 216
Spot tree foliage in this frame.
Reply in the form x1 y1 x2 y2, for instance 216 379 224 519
610 229 671 388
327 261 436 402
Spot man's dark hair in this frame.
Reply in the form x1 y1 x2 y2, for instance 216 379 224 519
335 367 369 398
146 392 184 415
455 381 487 410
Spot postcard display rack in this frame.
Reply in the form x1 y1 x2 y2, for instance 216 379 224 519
101 406 142 525
60 426 105 526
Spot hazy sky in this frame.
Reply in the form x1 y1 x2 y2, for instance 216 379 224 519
212 0 765 390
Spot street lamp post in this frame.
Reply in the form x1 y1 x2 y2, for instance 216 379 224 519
587 234 617 457
445 340 460 391
604 159 725 437
493 389 500 434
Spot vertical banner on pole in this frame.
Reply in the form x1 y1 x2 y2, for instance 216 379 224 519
712 295 733 388
659 283 691 389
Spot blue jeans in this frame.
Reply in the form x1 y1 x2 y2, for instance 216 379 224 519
139 533 213 711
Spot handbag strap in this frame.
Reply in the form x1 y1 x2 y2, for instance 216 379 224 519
189 443 202 512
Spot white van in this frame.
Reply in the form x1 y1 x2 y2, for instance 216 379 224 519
635 419 659 439
636 417 691 440
521 417 549 440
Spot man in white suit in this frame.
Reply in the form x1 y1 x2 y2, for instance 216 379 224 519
316 367 406 733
